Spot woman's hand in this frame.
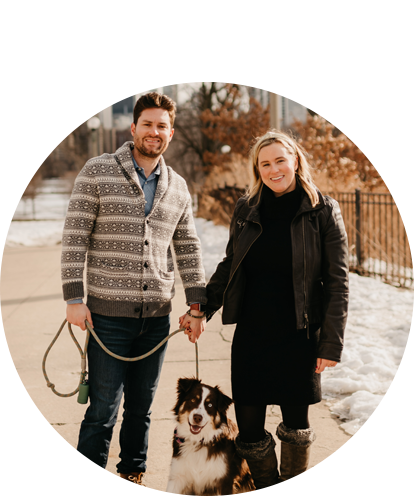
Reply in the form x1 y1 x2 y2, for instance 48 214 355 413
315 358 337 374
179 312 206 344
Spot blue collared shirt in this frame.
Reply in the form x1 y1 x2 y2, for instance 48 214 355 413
132 157 160 216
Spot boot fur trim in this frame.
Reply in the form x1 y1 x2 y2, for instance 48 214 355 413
276 423 316 447
234 430 276 461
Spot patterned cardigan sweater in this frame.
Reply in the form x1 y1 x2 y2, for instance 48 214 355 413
61 141 207 318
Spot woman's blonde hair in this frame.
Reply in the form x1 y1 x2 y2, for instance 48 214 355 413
247 130 319 207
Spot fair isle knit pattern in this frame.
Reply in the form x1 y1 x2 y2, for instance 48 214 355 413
61 141 207 319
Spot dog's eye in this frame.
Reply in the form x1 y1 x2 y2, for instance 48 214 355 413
207 403 212 408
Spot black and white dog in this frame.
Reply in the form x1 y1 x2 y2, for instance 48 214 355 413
166 378 254 495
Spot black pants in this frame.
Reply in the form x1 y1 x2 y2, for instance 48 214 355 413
235 403 309 443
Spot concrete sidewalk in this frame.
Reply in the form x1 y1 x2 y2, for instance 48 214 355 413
1 244 350 491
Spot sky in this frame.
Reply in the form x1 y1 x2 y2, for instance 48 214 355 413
65 82 414 108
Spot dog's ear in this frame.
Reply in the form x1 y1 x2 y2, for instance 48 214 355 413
177 377 200 395
172 377 201 416
215 386 233 413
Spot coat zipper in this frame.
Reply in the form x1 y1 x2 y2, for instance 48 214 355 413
302 216 309 339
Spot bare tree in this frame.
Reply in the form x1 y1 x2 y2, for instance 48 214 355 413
164 83 269 196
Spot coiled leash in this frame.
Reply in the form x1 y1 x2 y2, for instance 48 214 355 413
42 319 199 404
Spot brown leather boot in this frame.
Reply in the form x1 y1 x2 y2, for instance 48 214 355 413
117 472 145 496
276 423 316 481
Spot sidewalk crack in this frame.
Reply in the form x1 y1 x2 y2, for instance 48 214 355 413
219 329 232 342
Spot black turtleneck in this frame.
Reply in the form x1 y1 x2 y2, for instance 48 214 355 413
238 183 303 335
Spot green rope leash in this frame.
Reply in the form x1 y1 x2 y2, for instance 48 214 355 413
42 319 199 401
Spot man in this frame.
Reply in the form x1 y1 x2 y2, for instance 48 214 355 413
61 92 206 483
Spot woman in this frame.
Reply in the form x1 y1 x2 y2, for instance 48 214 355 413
204 130 349 488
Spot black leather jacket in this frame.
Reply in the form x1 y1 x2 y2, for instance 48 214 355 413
206 187 349 362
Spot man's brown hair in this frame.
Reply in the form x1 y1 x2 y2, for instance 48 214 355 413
133 92 176 127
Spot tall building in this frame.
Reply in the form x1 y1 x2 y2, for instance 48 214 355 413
95 96 113 129
279 83 288 129
287 90 306 125
249 83 270 108
162 83 178 102
95 96 117 153
102 83 135 130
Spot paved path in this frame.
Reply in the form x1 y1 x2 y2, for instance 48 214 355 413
1 244 351 491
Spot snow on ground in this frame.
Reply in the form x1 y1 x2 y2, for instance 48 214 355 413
194 218 230 279
4 184 414 434
6 220 65 247
8 178 71 246
13 178 71 221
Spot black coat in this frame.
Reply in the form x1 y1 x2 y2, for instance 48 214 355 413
206 186 349 363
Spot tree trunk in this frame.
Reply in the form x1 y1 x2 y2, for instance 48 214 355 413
405 90 414 138
308 83 321 116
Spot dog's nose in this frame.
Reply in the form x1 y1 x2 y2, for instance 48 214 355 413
193 414 202 424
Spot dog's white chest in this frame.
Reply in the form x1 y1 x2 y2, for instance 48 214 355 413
168 444 227 494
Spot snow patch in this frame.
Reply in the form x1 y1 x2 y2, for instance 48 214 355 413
6 220 65 247
194 218 229 279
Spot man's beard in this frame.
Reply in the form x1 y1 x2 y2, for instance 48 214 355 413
135 137 168 159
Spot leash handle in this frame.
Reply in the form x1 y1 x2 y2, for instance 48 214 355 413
41 319 86 398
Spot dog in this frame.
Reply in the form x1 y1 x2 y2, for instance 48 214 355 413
166 377 255 495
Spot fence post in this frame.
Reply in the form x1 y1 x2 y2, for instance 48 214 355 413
355 188 362 268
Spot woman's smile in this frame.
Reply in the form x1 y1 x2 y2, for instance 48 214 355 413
258 142 298 196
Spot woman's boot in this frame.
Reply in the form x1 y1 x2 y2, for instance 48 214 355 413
234 430 279 490
276 422 316 481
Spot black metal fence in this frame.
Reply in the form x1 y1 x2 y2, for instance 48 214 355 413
326 189 413 288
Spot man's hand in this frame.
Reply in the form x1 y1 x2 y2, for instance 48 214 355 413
179 310 206 344
66 302 93 331
315 358 337 374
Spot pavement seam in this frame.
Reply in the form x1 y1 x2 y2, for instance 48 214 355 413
2 268 62 321
219 329 232 342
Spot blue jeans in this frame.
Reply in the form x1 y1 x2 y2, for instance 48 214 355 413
77 313 170 473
